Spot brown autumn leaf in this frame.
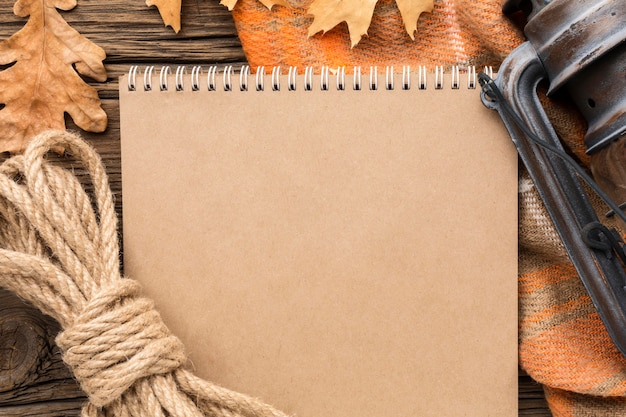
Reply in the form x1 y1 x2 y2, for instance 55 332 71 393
0 0 107 154
148 0 288 32
146 0 182 32
396 0 434 40
308 0 434 47
220 0 289 12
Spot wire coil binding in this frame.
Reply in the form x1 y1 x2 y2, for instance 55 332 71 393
190 66 201 91
256 66 265 91
127 65 486 92
240 65 250 91
320 66 330 91
271 66 281 91
418 66 427 90
288 66 297 91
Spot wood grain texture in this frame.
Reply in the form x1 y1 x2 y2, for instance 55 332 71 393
0 289 85 414
0 1 551 416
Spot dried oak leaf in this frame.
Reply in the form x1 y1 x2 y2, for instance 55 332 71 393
0 0 107 154
146 0 182 32
308 0 434 47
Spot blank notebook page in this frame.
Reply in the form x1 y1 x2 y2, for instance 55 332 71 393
119 68 518 417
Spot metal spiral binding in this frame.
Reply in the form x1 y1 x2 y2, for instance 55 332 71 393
418 66 427 90
191 66 202 91
468 65 477 89
159 66 170 91
353 66 362 91
256 66 265 91
304 66 313 91
128 66 138 91
175 66 185 91
143 66 154 91
207 66 217 91
126 65 485 92
288 67 297 91
320 66 330 91
271 66 281 91
223 66 233 92
336 67 346 91
435 65 444 89
402 66 411 90
240 65 251 91
451 66 460 90
482 65 493 80
369 66 378 91
385 66 394 90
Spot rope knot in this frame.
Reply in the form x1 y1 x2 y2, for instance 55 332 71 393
56 278 187 407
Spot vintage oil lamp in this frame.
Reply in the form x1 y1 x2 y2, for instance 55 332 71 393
480 0 626 353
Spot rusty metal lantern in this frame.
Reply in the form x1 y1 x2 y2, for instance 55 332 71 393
480 0 626 354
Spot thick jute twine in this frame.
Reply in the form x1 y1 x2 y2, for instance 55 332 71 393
0 130 290 417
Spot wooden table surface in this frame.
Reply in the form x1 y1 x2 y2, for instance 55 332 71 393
0 1 551 416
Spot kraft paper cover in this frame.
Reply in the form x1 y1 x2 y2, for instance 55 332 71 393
119 71 518 417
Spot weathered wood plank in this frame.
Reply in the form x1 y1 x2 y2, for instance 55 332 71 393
0 289 84 415
0 0 246 64
0 400 83 417
519 374 551 416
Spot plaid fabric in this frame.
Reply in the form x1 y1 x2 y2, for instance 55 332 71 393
230 0 626 414
231 0 523 69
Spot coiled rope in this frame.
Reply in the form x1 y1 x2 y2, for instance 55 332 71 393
0 130 289 417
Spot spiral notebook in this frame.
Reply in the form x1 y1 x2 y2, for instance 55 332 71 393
119 65 518 417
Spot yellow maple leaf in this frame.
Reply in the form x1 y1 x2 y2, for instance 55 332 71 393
308 0 434 47
146 0 182 32
0 0 107 153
